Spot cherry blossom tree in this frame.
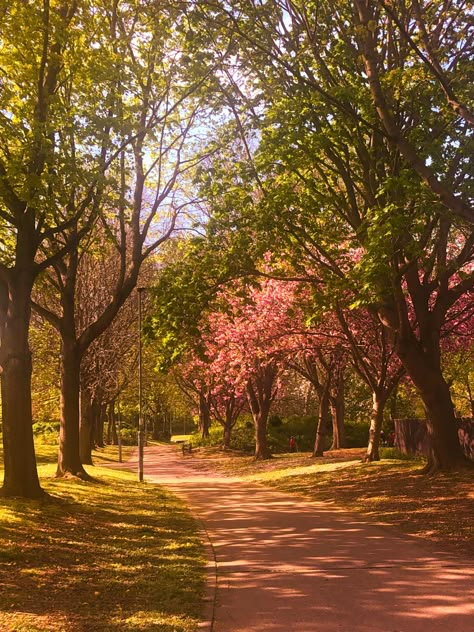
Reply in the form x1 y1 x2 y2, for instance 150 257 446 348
205 278 300 459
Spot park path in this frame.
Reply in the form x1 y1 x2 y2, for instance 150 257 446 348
116 445 474 632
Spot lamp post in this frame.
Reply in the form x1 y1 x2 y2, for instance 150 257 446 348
138 287 145 482
117 398 122 464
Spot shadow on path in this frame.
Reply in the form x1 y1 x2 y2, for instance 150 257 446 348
112 445 474 632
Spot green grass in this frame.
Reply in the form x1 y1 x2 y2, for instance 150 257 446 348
0 442 206 631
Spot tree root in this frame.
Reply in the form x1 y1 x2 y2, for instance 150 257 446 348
55 469 97 483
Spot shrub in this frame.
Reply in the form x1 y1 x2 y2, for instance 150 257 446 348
120 427 137 446
343 421 369 448
33 420 60 445
379 447 423 461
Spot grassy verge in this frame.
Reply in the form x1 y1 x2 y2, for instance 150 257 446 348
0 442 206 632
191 446 474 557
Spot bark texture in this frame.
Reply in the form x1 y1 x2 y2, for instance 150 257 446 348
1 274 43 498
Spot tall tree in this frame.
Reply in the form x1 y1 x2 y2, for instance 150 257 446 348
1 0 207 489
0 1 109 497
334 305 404 460
188 0 474 472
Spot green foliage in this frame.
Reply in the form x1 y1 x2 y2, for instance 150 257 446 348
343 422 369 449
32 421 59 445
379 447 423 462
192 419 255 453
146 233 259 371
119 426 137 446
192 414 371 453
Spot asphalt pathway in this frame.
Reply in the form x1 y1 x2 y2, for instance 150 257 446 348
117 445 474 632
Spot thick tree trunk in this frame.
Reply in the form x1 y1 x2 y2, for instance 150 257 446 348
397 341 469 472
198 391 211 439
246 368 275 460
365 391 386 462
313 382 330 457
57 339 90 478
222 423 232 450
253 409 272 459
0 273 43 498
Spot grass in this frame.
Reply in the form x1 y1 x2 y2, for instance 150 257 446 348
190 446 474 557
0 441 206 632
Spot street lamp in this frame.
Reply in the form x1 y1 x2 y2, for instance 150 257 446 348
138 286 146 482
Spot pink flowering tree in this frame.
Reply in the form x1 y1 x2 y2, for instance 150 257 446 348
205 278 300 459
278 283 403 460
286 337 347 456
175 352 248 448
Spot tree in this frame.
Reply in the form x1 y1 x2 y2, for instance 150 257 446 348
205 279 299 459
0 1 109 497
187 0 474 472
1 1 207 491
334 305 404 460
288 348 344 456
172 351 247 447
173 357 214 439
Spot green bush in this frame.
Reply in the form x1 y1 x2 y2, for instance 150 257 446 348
191 418 255 453
120 427 137 446
379 447 422 461
343 421 369 448
33 420 59 444
190 415 371 454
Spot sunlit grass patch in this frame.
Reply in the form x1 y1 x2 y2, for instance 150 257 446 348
0 443 206 631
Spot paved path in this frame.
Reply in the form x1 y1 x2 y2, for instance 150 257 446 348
117 445 474 632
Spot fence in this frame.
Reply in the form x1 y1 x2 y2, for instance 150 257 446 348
394 417 474 460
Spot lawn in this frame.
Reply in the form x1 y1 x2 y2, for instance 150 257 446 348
190 446 474 557
0 442 206 632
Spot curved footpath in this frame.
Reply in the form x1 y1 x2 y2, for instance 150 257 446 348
113 444 474 632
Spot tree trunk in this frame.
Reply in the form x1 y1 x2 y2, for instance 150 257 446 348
303 382 313 415
253 408 272 459
397 340 469 472
246 367 275 460
56 338 90 478
95 401 106 448
365 391 386 462
329 368 346 450
0 273 43 498
108 401 118 445
152 415 160 440
198 391 211 439
79 391 94 465
312 382 330 457
222 423 232 450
